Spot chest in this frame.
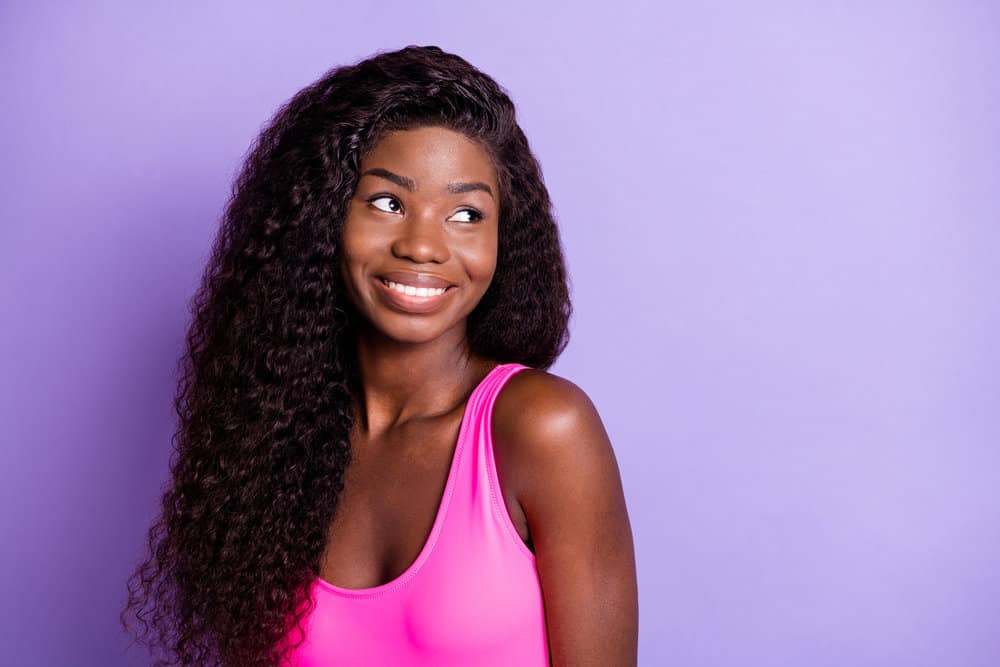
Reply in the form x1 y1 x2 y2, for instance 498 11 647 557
318 414 531 590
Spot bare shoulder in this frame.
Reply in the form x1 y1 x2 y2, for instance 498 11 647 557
492 368 607 455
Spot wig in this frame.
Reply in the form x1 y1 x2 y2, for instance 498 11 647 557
121 44 572 666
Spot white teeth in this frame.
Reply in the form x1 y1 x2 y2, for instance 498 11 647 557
384 280 446 297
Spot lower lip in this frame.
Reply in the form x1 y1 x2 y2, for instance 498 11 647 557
374 277 455 314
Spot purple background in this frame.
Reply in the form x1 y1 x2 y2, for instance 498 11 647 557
2 2 998 665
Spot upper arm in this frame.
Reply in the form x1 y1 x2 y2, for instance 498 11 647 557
493 370 638 667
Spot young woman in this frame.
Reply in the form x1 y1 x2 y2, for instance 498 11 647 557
122 45 637 666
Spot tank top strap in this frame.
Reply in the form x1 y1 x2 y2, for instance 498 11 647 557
478 362 532 415
443 362 535 559
465 363 532 462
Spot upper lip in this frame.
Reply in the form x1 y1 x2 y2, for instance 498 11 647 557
378 271 455 289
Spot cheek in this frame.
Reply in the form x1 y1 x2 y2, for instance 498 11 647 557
477 256 498 288
476 232 500 285
338 211 362 255
338 213 378 271
454 234 497 288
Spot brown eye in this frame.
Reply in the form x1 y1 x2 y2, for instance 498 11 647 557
368 195 401 213
449 208 484 223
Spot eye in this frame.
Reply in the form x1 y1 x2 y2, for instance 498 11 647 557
449 208 484 223
368 195 402 214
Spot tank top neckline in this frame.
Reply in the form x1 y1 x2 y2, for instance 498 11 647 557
312 361 515 599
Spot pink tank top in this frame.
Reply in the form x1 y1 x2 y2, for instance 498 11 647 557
279 362 550 666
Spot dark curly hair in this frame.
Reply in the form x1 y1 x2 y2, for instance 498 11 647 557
120 44 572 666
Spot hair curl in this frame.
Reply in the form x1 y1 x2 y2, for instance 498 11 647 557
121 44 572 666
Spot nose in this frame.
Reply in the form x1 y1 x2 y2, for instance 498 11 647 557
390 204 450 264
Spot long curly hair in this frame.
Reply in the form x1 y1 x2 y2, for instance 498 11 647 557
120 44 572 666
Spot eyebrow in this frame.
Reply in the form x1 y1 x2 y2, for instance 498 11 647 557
361 168 494 199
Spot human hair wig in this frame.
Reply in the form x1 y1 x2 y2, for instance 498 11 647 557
121 44 572 666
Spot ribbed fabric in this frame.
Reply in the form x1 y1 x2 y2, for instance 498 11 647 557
279 363 550 666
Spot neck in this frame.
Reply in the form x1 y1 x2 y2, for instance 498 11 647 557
349 320 495 437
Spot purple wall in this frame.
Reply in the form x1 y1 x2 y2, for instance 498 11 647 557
2 2 997 665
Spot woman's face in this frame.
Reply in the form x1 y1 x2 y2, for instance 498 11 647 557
339 125 500 345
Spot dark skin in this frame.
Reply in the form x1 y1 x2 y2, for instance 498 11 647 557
324 125 638 665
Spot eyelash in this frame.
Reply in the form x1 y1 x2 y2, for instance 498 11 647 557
366 194 484 223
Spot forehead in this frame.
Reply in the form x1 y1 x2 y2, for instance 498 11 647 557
360 126 498 185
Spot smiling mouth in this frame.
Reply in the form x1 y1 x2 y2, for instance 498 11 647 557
374 276 456 313
378 277 454 298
